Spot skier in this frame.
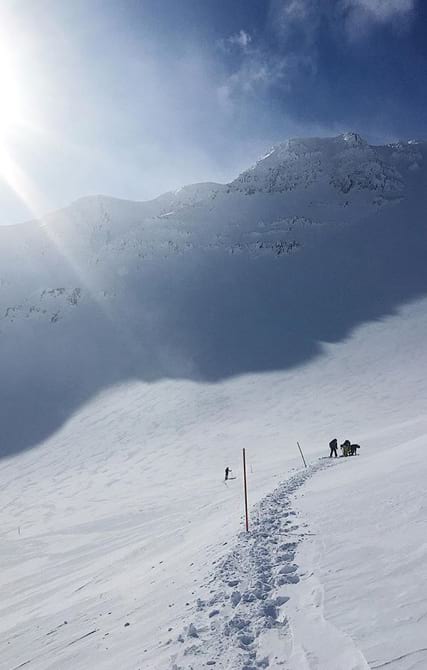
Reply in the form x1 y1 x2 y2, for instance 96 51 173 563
350 443 360 456
329 438 338 458
225 466 231 481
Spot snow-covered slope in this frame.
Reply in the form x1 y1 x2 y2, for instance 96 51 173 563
1 133 427 458
1 133 427 669
230 133 416 202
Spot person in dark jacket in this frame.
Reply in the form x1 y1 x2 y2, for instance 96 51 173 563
225 467 231 481
341 439 351 456
329 438 338 458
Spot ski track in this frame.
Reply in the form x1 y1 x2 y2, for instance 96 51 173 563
168 461 333 670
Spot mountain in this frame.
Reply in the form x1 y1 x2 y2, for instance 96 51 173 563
1 133 427 458
1 133 427 669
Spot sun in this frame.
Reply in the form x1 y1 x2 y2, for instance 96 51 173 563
0 45 24 144
0 40 44 219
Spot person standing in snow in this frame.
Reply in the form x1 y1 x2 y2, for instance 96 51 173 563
341 439 351 456
329 438 338 458
225 467 231 481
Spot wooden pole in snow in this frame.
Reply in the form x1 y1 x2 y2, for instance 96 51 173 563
297 441 307 468
243 448 249 532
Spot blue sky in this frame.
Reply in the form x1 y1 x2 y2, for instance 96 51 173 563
0 0 426 224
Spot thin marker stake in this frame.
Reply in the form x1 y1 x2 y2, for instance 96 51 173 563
297 441 307 468
243 448 249 532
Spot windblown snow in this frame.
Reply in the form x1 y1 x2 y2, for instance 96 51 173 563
1 133 427 669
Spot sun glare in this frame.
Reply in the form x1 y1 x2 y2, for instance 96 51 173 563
0 39 33 212
0 45 24 144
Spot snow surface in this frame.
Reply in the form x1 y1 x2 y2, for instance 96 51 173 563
1 133 427 669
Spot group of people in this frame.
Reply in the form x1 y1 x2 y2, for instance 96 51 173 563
225 439 360 480
329 438 360 458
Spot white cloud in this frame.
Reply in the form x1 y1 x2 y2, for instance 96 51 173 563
342 0 416 38
228 29 252 49
217 1 319 110
217 29 252 54
268 0 321 44
343 0 415 22
216 0 417 117
268 0 416 38
217 51 296 115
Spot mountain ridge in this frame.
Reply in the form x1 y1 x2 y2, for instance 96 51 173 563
1 132 427 458
2 133 426 230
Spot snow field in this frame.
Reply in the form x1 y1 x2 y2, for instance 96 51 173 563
1 294 427 668
1 134 427 668
294 423 427 670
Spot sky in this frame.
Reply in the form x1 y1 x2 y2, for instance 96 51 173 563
0 0 426 225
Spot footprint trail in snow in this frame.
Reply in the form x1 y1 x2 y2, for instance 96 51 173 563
169 461 328 670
